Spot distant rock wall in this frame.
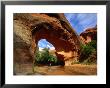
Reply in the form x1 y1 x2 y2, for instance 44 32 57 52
80 26 97 44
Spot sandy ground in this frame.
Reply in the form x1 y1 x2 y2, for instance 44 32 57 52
15 64 97 75
34 64 97 75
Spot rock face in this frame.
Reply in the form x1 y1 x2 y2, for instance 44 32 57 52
80 26 97 44
13 13 81 72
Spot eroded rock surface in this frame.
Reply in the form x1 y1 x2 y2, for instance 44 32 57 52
14 13 81 72
80 26 97 44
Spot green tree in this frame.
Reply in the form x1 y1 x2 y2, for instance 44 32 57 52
35 48 58 65
87 40 97 49
79 43 95 62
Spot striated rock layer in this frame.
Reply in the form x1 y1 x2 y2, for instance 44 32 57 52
13 13 81 72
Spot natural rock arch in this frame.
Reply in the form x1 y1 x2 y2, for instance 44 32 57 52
14 13 81 70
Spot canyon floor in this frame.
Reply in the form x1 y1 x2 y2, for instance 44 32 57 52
34 64 97 75
15 64 97 75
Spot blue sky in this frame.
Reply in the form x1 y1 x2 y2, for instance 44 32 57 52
64 13 97 34
38 13 97 49
38 39 54 49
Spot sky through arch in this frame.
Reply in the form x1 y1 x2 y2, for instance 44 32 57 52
38 39 55 50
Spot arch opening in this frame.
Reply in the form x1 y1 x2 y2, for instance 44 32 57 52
34 39 65 66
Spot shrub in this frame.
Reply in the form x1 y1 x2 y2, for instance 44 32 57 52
86 50 97 64
35 48 58 66
87 40 97 49
79 43 95 62
79 40 97 64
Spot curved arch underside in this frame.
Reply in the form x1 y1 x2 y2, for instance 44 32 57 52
14 13 81 66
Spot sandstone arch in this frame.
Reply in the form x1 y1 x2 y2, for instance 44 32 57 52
14 13 81 72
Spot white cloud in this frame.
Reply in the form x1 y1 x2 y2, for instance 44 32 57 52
47 44 51 48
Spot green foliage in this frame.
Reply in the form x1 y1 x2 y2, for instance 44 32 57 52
79 40 97 64
79 44 94 62
48 54 57 63
87 40 97 49
82 57 95 65
85 50 97 64
35 48 58 66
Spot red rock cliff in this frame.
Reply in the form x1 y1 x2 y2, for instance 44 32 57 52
80 26 97 44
